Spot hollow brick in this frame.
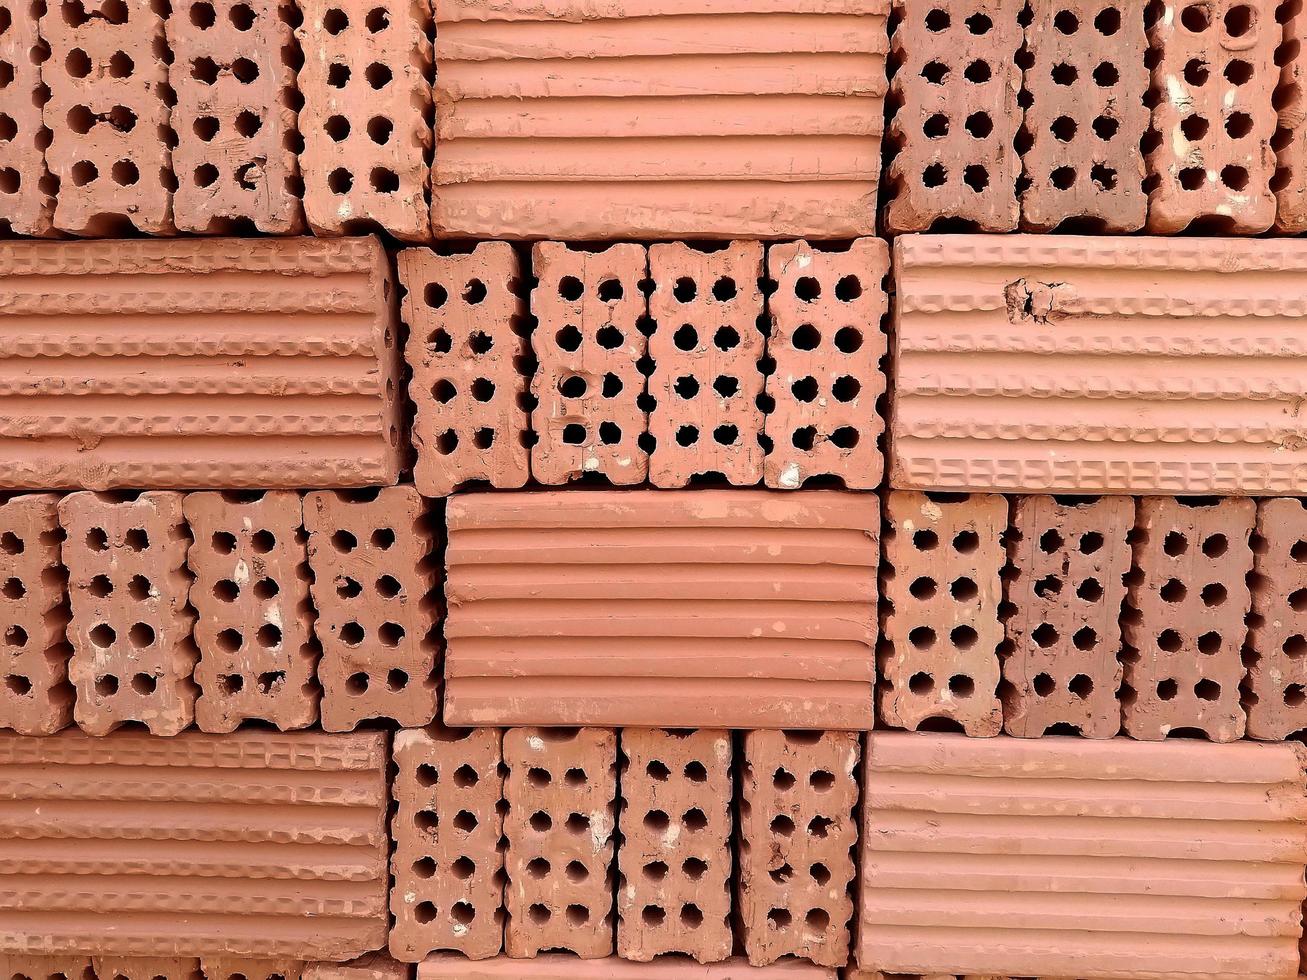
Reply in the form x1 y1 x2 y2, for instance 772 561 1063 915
1245 498 1307 739
419 957 836 980
0 956 93 980
93 961 201 980
202 960 302 980
0 0 54 236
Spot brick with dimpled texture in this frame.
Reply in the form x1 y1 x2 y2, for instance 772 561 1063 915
1245 498 1307 739
0 0 54 236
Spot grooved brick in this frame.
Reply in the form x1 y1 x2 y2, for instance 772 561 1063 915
1123 496 1254 742
1244 498 1307 739
502 727 617 959
617 729 732 964
418 955 836 980
0 0 54 236
738 730 859 969
202 960 302 980
92 961 200 980
390 726 505 962
58 491 196 737
1275 0 1307 231
0 956 93 980
183 491 318 734
399 244 530 497
304 956 410 980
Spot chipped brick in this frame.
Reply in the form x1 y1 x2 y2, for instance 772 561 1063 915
0 0 54 236
1244 498 1307 739
304 956 410 980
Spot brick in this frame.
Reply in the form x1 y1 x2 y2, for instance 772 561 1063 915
616 729 732 963
418 955 836 980
93 960 200 980
398 244 530 497
183 491 317 734
763 239 888 490
1247 498 1307 739
879 491 1003 736
0 0 54 236
296 0 432 241
444 490 877 730
202 960 302 980
1123 496 1254 742
1144 0 1277 233
304 487 439 732
390 726 505 962
1275 0 1307 231
0 237 401 490
58 491 195 737
166 0 304 234
1018 0 1148 232
529 243 649 486
738 730 859 969
0 957 93 980
0 728 388 957
0 495 71 737
1002 495 1131 739
304 956 409 980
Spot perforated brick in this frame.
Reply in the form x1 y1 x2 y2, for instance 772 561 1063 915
390 725 505 962
1123 496 1253 742
399 244 530 497
183 491 317 734
304 486 438 732
1002 495 1131 739
1245 498 1307 739
0 0 54 236
763 239 888 490
616 728 732 963
304 956 409 980
1144 0 1277 233
202 960 302 980
58 492 195 736
646 243 764 488
884 0 1021 233
1275 0 1307 230
0 956 92 980
503 727 617 959
880 491 1004 735
296 0 432 240
93 960 201 980
738 730 859 969
166 0 304 234
529 243 649 486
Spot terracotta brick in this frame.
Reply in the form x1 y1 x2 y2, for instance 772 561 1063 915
1002 495 1131 739
1145 0 1277 233
296 0 432 241
502 727 617 959
763 239 888 490
1244 498 1307 739
58 491 195 737
879 491 1004 736
304 957 409 980
183 491 317 734
418 956 835 980
738 730 859 969
390 726 505 962
202 960 302 980
304 487 438 732
1274 0 1307 231
0 495 71 737
93 961 200 980
1123 496 1254 742
616 729 732 963
0 956 93 980
529 243 649 486
0 0 54 236
399 244 530 497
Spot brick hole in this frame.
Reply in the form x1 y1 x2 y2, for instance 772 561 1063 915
130 671 156 694
769 863 793 883
1157 678 1178 700
646 759 670 781
909 576 936 600
1180 2 1209 31
963 165 989 192
323 6 347 31
1096 5 1121 33
70 159 98 186
1073 626 1097 650
257 670 284 693
768 908 792 927
922 162 947 187
3 624 25 646
950 626 977 650
248 528 275 554
428 327 452 353
672 276 698 302
709 276 737 302
412 856 436 877
1032 623 1058 648
1 576 23 600
415 762 438 786
1197 630 1221 654
232 57 258 82
340 621 364 644
189 0 215 25
1093 61 1119 87
713 326 740 351
5 673 32 696
1054 8 1078 32
65 48 91 76
680 903 703 928
95 674 119 695
1225 2 1254 35
452 855 475 878
909 625 936 650
963 58 991 84
331 529 358 553
923 113 949 138
564 859 589 883
1225 59 1252 84
128 622 154 648
950 576 978 601
713 424 738 446
255 622 281 648
529 810 552 832
809 861 830 885
89 623 116 647
1033 672 1055 696
1068 673 1093 699
1199 582 1227 606
1287 635 1307 658
1157 629 1182 652
364 4 388 30
1089 163 1117 190
370 526 396 550
433 379 456 404
1160 578 1186 603
216 627 243 652
1285 683 1306 706
336 576 362 599
770 813 795 836
676 425 699 447
371 167 399 193
1050 166 1076 190
414 902 436 924
1075 578 1100 601
805 908 830 931
596 325 624 349
562 423 587 445
324 114 350 141
953 530 979 554
1092 115 1119 141
679 760 706 783
1163 531 1188 556
908 671 934 694
683 806 707 831
328 168 353 194
642 905 666 926
1220 165 1249 190
1079 531 1104 554
1202 533 1228 558
453 809 478 832
346 671 369 693
921 59 948 83
0 532 21 555
913 528 939 550
110 159 139 186
642 859 667 881
1226 111 1252 138
1034 574 1062 597
1195 678 1220 700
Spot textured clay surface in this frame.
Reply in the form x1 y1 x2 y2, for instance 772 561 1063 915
399 244 530 497
0 0 54 236
738 730 859 969
419 955 835 980
444 490 877 729
1247 498 1307 739
879 491 1004 736
1275 0 1307 231
0 728 389 957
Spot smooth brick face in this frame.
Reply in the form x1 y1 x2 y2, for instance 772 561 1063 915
530 243 649 486
764 239 888 490
183 491 317 734
646 243 764 488
1275 1 1307 230
1246 498 1307 739
0 0 54 236
1123 496 1254 742
738 730 859 969
304 487 438 732
880 491 1004 736
503 727 617 959
617 729 732 963
390 726 505 962
1002 495 1131 738
399 244 530 497
58 492 196 737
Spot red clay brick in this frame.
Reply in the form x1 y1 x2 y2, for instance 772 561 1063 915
92 960 200 980
1275 0 1307 231
202 960 302 980
646 242 764 488
304 956 410 980
183 491 317 734
399 244 530 497
738 730 859 969
58 491 196 737
0 0 54 236
418 956 835 980
763 239 888 491
529 242 649 486
0 956 93 980
502 727 617 959
617 728 732 964
880 491 1004 736
304 487 438 732
1245 498 1307 739
390 725 505 962
1002 495 1131 739
1123 496 1254 742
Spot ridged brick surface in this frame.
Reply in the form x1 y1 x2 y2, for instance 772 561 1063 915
0 0 54 236
891 234 1307 494
418 955 836 980
444 490 877 729
305 955 409 980
0 237 401 490
1275 0 1307 231
202 959 302 980
856 732 1307 979
0 728 388 957
1248 497 1307 739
